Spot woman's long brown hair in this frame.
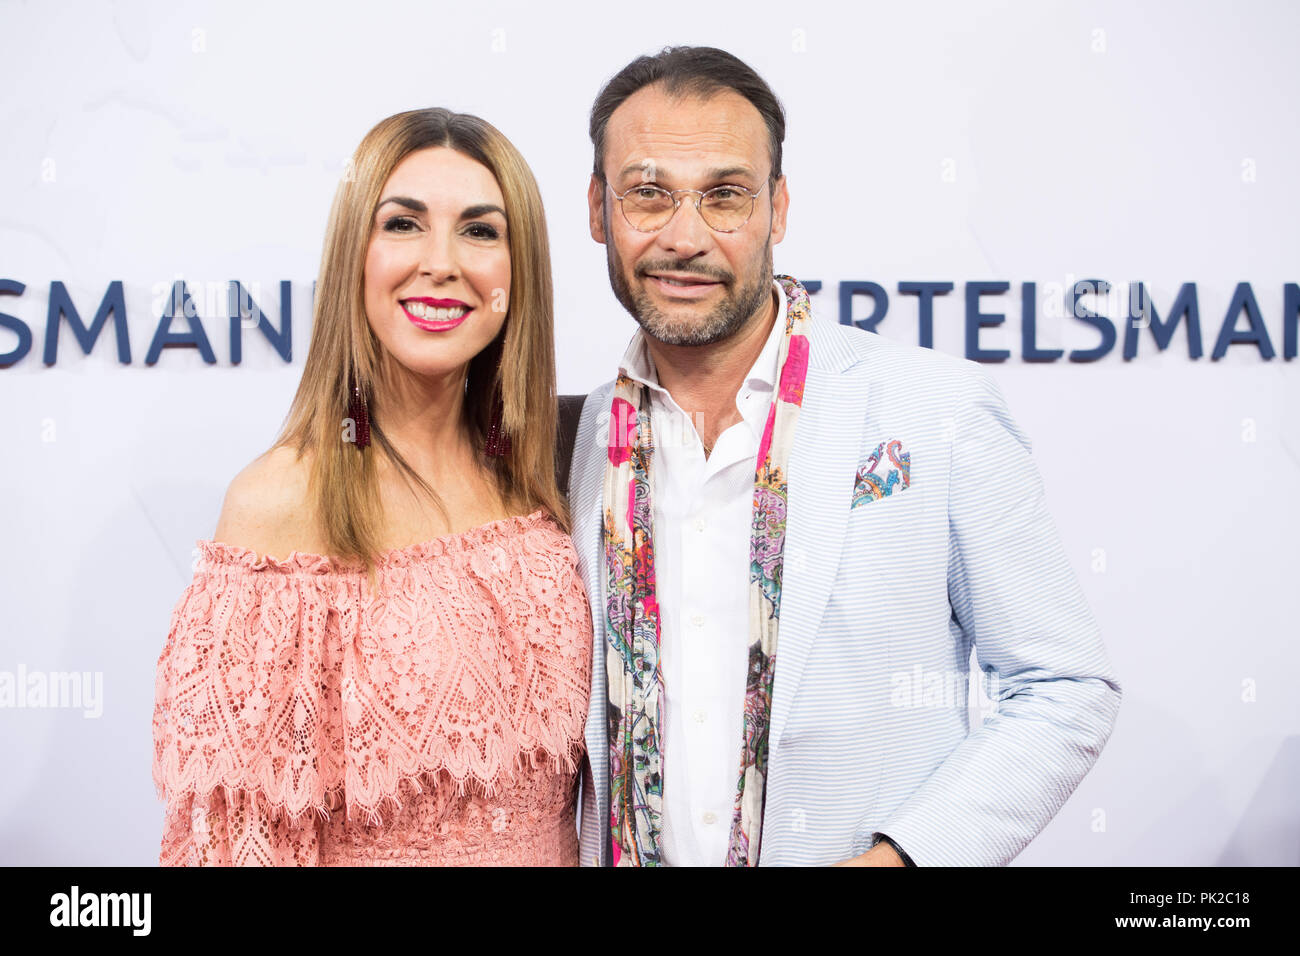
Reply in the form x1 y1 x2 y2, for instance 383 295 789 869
271 108 565 587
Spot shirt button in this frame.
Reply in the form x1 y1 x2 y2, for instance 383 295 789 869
693 710 706 724
691 614 705 628
694 518 707 533
702 811 717 825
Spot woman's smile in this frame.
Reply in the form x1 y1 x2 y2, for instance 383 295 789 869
400 296 473 332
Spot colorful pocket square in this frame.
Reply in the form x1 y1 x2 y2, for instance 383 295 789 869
851 439 911 508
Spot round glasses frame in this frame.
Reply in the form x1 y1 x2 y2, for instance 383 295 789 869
605 178 769 234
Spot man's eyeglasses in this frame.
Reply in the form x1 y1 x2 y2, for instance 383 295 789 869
606 178 768 233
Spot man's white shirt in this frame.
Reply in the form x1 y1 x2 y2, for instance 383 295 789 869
614 278 789 867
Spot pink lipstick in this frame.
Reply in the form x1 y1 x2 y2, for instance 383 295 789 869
400 296 473 332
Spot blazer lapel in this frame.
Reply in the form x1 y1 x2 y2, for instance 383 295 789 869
769 323 869 747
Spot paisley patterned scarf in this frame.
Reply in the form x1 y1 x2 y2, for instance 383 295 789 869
602 274 813 866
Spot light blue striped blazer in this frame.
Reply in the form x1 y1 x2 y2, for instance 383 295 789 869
567 314 1122 866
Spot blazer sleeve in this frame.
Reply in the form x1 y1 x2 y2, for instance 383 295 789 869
872 365 1122 866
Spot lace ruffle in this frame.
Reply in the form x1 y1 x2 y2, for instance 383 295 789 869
193 509 552 574
152 510 592 829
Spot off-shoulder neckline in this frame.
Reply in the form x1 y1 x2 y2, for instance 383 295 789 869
195 508 555 574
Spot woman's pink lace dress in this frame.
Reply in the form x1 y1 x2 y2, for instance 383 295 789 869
151 509 593 866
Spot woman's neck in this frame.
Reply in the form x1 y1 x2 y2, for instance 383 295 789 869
375 363 477 484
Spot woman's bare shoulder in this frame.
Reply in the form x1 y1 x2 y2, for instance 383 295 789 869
212 445 325 559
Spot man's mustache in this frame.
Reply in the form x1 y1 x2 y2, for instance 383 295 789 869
635 263 732 284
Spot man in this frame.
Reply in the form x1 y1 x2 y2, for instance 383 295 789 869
565 46 1121 866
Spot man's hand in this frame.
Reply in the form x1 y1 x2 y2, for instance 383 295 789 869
832 842 906 867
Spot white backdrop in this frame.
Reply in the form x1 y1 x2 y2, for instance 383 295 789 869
1 0 1296 866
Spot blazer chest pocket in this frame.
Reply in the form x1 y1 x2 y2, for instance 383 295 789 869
850 438 912 511
846 486 926 537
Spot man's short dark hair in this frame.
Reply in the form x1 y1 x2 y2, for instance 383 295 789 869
589 46 786 188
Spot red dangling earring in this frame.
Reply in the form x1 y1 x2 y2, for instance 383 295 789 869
348 374 371 448
485 392 511 458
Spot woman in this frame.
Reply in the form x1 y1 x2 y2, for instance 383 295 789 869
151 108 593 866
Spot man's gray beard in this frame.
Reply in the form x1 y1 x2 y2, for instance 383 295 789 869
606 237 773 348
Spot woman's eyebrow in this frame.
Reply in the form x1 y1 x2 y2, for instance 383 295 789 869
375 195 426 214
374 197 505 220
459 203 506 220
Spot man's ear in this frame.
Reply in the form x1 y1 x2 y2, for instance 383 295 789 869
588 174 607 244
770 174 789 246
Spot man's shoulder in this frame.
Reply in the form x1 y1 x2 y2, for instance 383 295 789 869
566 382 618 497
817 320 1029 453
583 378 619 404
816 318 990 403
576 380 618 427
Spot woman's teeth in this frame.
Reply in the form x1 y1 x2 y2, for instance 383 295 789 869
405 302 468 320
